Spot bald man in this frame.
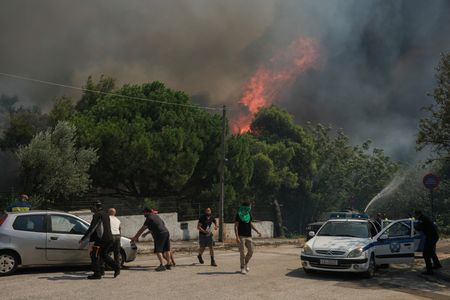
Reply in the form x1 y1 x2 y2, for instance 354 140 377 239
109 208 122 267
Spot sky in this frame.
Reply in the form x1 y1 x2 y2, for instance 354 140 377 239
0 0 449 160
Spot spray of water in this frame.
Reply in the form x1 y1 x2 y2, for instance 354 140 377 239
364 171 406 213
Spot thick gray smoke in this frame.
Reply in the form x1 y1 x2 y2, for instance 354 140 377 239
0 0 449 160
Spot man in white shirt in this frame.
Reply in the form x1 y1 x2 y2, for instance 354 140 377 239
109 208 122 268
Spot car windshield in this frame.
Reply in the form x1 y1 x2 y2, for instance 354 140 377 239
317 221 370 238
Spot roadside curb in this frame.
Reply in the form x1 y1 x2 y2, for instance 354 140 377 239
136 238 304 255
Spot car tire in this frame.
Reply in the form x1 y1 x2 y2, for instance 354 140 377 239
0 251 20 276
363 254 375 279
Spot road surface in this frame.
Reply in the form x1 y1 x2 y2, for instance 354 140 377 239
2 245 450 300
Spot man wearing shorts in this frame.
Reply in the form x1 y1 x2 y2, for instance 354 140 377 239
131 208 172 271
197 207 218 266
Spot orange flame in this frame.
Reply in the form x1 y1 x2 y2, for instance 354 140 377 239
233 37 320 134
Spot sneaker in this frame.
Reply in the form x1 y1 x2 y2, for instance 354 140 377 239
211 261 217 267
197 255 204 264
240 268 247 274
155 265 167 272
245 265 250 272
87 274 102 280
421 271 434 275
433 264 443 270
165 264 172 270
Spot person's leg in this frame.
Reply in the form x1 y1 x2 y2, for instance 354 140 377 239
113 236 121 267
155 252 166 269
239 237 246 270
198 235 206 264
170 251 176 266
244 237 254 266
163 251 171 268
209 244 217 266
155 252 165 264
423 242 433 274
431 242 442 268
100 242 120 277
89 245 101 278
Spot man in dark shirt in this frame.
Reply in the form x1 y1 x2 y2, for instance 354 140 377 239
131 208 172 271
414 210 442 275
234 202 261 274
79 201 120 280
197 207 218 266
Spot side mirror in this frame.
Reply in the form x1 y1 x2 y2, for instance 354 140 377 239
379 234 388 240
308 231 315 237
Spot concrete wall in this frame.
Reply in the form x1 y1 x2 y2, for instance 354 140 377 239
73 211 274 241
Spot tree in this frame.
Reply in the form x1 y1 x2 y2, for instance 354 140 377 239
73 81 223 210
307 124 399 219
249 106 317 234
417 52 450 159
16 121 98 206
0 107 49 150
49 96 75 126
76 75 115 111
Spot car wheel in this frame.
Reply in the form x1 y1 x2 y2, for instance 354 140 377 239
363 255 375 279
0 251 19 276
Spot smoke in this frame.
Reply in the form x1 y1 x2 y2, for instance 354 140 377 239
0 0 449 160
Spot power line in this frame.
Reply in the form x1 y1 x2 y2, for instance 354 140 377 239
0 71 224 111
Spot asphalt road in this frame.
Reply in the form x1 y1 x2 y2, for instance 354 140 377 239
2 245 450 300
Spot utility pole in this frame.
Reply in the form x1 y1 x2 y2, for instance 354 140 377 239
218 105 226 242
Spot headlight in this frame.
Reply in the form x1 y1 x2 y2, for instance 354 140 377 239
303 244 313 255
347 247 364 258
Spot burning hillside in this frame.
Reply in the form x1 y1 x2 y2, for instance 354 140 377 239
233 37 320 134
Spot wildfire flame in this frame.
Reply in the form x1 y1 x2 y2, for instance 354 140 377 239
233 37 320 134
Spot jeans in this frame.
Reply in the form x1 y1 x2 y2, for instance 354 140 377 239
239 236 254 268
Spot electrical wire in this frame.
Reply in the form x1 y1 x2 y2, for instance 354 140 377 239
0 71 225 111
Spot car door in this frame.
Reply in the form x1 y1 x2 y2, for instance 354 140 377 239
46 214 90 263
373 219 415 265
10 214 47 265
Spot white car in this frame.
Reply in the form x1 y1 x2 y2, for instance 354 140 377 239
301 218 418 278
0 210 137 276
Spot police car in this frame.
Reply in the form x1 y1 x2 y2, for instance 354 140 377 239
301 215 418 278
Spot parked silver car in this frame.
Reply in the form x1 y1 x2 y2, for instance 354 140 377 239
0 210 137 276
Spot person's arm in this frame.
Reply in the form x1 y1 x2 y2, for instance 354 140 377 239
131 225 148 243
79 213 100 243
234 222 240 243
197 221 209 234
142 229 153 237
213 218 218 230
250 222 262 237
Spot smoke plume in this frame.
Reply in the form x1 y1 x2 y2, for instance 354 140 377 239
0 0 449 160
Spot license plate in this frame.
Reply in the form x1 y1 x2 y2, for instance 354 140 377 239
320 259 338 265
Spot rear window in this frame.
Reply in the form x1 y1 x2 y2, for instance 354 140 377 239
12 215 46 232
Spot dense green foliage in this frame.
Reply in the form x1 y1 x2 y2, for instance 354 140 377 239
0 75 423 234
16 122 98 206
